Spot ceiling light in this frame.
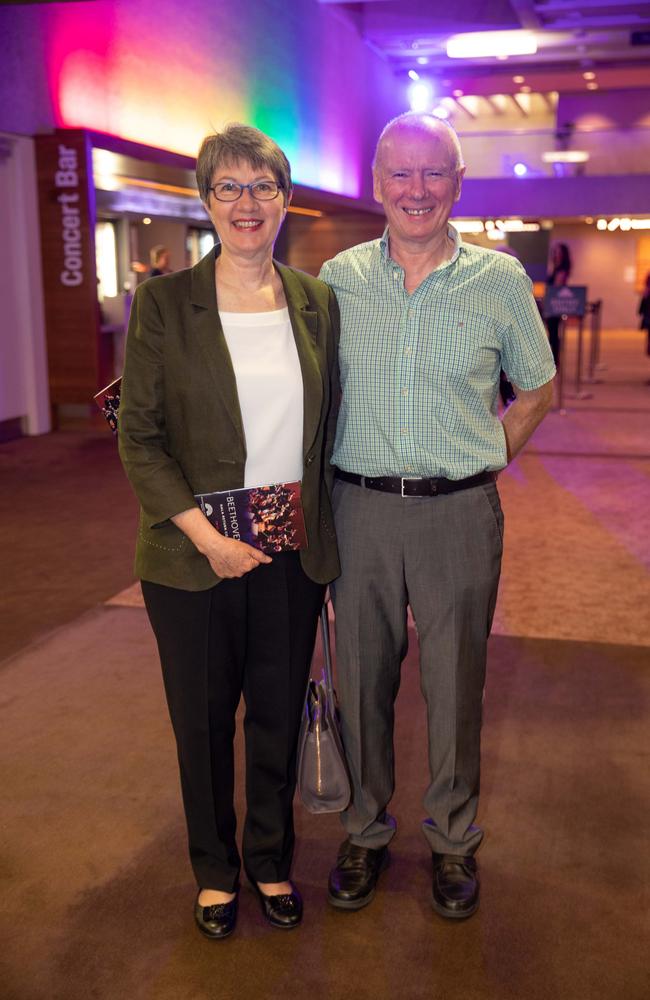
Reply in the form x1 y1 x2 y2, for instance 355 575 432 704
542 151 590 163
452 89 464 98
596 219 607 230
142 217 152 225
408 69 420 81
447 31 537 60
432 105 450 120
501 220 540 232
519 85 532 93
583 71 596 80
513 76 525 84
607 218 620 231
586 82 599 90
416 56 429 65
408 80 433 113
513 162 528 177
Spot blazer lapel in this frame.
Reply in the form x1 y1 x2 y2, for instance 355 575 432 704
276 262 323 460
189 247 245 446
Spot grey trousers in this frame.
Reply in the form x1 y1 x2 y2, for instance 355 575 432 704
330 477 504 856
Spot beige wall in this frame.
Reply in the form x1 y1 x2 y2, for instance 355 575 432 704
552 224 643 330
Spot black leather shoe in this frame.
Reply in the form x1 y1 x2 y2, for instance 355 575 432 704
328 839 389 910
194 891 238 939
431 853 479 919
250 881 303 930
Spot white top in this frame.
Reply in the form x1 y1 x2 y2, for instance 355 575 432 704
219 308 304 488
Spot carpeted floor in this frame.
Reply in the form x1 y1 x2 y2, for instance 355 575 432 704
1 329 649 1000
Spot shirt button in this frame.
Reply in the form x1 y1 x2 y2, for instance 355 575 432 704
401 388 408 396
393 272 400 280
405 465 414 472
401 427 408 436
404 347 412 356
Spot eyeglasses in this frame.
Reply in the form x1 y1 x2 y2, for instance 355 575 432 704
209 180 284 202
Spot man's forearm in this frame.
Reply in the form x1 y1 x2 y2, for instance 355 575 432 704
501 379 554 463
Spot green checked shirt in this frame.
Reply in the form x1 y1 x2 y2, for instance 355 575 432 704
319 225 556 479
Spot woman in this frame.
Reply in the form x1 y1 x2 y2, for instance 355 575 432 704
638 271 650 356
118 124 340 939
546 242 572 367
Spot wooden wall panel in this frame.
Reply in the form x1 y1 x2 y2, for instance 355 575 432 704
35 130 104 405
285 211 385 276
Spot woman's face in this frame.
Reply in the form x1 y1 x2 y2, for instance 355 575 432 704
205 159 288 261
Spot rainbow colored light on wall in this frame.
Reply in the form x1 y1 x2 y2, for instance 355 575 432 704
41 0 373 198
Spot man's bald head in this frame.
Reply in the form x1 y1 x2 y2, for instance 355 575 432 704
372 113 465 175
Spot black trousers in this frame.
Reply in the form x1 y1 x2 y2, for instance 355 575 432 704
547 316 561 367
142 553 324 891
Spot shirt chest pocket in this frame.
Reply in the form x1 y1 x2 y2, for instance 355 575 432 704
418 309 503 382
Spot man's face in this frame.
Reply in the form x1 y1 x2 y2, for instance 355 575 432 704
373 123 465 249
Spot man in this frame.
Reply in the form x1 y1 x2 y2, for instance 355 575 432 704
319 112 555 920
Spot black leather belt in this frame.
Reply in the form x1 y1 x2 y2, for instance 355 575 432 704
335 469 495 497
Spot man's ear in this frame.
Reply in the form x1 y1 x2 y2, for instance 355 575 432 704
372 169 383 205
454 166 466 203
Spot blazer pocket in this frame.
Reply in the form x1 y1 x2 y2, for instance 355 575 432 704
138 514 188 553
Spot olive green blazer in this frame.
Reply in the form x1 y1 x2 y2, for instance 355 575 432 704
118 247 340 590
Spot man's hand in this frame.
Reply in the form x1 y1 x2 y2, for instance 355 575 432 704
501 378 554 463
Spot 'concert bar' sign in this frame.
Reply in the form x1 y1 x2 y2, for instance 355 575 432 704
35 129 103 407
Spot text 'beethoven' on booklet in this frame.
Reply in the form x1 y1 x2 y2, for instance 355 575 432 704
195 481 307 553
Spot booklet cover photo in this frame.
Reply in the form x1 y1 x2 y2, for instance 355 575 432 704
195 482 307 553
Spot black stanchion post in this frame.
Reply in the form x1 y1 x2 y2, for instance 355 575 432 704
566 314 592 400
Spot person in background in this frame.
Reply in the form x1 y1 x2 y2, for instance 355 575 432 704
320 111 555 921
638 271 650 357
118 124 340 940
148 244 172 277
546 242 572 367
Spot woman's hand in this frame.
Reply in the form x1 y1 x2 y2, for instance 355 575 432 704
202 535 272 579
171 506 272 578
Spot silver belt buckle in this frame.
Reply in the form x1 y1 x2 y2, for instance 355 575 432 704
401 477 417 497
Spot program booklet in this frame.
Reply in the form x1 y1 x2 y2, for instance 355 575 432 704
93 376 122 435
195 481 307 553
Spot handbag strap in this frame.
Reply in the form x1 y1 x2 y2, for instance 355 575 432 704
319 603 335 697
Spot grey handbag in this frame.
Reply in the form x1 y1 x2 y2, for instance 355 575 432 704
297 603 351 813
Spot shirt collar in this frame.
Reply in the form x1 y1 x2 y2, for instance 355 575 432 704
380 222 463 267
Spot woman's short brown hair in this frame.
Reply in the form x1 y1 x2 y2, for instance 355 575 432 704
196 123 292 204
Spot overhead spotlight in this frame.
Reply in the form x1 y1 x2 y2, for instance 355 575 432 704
586 81 598 90
520 85 532 93
408 69 420 81
408 80 434 112
596 219 607 230
620 218 632 231
607 218 620 231
432 105 450 120
143 217 152 225
447 31 537 59
513 162 528 177
585 217 594 224
583 71 596 80
416 56 429 65
513 75 525 84
452 89 464 98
